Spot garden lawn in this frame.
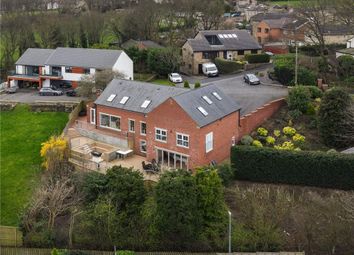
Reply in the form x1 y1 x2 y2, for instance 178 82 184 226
0 105 68 226
151 79 175 86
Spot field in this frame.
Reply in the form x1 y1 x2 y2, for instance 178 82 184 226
268 0 301 7
0 105 68 226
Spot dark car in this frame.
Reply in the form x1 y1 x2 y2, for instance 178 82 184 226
244 74 261 85
39 87 63 96
66 89 79 97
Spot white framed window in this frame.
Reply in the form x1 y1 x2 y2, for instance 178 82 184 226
90 108 96 124
155 128 167 143
176 133 189 148
205 132 213 153
140 140 147 153
128 119 135 133
99 113 121 130
140 121 147 136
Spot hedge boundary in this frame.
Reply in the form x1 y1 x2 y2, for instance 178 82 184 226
231 146 354 190
245 53 270 63
214 58 243 74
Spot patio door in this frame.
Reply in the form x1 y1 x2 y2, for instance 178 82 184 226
90 108 96 124
156 148 189 170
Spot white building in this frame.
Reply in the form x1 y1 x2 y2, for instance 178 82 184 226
8 47 133 89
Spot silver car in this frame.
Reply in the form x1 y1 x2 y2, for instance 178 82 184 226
39 87 63 96
244 74 261 85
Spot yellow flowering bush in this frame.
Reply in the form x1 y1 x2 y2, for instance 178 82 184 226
274 141 297 150
266 136 275 145
252 140 263 147
283 126 296 136
273 130 281 137
40 135 68 169
292 133 305 143
257 127 268 137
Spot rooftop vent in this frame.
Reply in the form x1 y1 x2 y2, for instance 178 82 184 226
141 100 151 108
120 96 129 105
107 94 116 102
202 95 213 105
197 106 208 116
212 92 222 101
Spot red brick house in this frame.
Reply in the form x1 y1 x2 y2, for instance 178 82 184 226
86 79 241 170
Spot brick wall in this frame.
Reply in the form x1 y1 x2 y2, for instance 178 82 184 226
239 98 286 139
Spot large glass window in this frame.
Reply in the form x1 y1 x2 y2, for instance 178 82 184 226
176 133 189 148
155 128 167 142
129 119 135 133
100 113 120 130
206 132 213 153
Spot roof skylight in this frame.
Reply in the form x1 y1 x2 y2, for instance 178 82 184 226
120 96 129 105
212 92 222 100
218 34 224 38
141 100 151 108
202 95 213 105
107 94 116 102
197 106 209 116
232 34 237 38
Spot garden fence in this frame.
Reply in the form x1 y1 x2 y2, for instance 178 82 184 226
0 226 23 247
0 247 305 255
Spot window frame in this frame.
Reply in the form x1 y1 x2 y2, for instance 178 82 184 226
99 113 121 131
140 140 147 153
65 66 72 73
176 132 189 148
205 132 213 153
140 121 147 136
155 128 167 143
128 119 135 133
90 108 96 124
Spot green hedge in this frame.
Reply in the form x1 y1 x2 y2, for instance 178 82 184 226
231 146 354 190
245 53 270 63
214 58 243 74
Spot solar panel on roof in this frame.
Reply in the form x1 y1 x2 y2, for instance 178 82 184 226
197 106 208 116
107 94 116 102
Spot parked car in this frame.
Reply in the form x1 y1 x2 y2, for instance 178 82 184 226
244 74 261 85
39 87 63 96
202 63 219 77
5 86 18 94
168 73 183 83
66 89 79 97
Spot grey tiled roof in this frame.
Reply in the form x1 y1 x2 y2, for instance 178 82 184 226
15 48 55 66
250 12 292 22
187 29 261 52
173 84 241 127
45 47 123 69
94 79 186 114
95 79 241 127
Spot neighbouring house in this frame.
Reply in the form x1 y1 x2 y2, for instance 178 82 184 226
181 29 262 75
121 39 164 50
7 47 133 89
305 25 354 45
83 79 241 170
250 12 292 35
336 37 354 58
255 17 307 45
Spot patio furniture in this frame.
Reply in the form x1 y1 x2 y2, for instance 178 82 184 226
142 161 159 174
91 151 102 157
116 149 133 159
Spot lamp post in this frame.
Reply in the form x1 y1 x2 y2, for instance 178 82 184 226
228 210 232 253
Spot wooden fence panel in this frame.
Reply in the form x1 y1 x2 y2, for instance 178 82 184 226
0 226 23 247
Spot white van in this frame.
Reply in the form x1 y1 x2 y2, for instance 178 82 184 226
202 63 219 77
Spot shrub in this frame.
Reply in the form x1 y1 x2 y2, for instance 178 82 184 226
116 251 135 255
338 55 354 80
252 140 263 147
40 136 68 169
184 81 190 88
216 163 234 187
194 82 201 89
274 141 297 150
296 67 317 86
265 136 275 145
257 127 268 137
287 86 311 113
304 86 323 99
283 126 296 136
318 88 354 148
273 130 281 137
245 53 270 63
214 57 243 74
231 146 354 190
241 135 253 145
147 47 181 76
273 55 295 85
292 133 305 144
289 109 302 120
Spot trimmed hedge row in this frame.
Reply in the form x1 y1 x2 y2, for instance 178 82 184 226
214 57 243 74
231 146 354 190
245 53 270 63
